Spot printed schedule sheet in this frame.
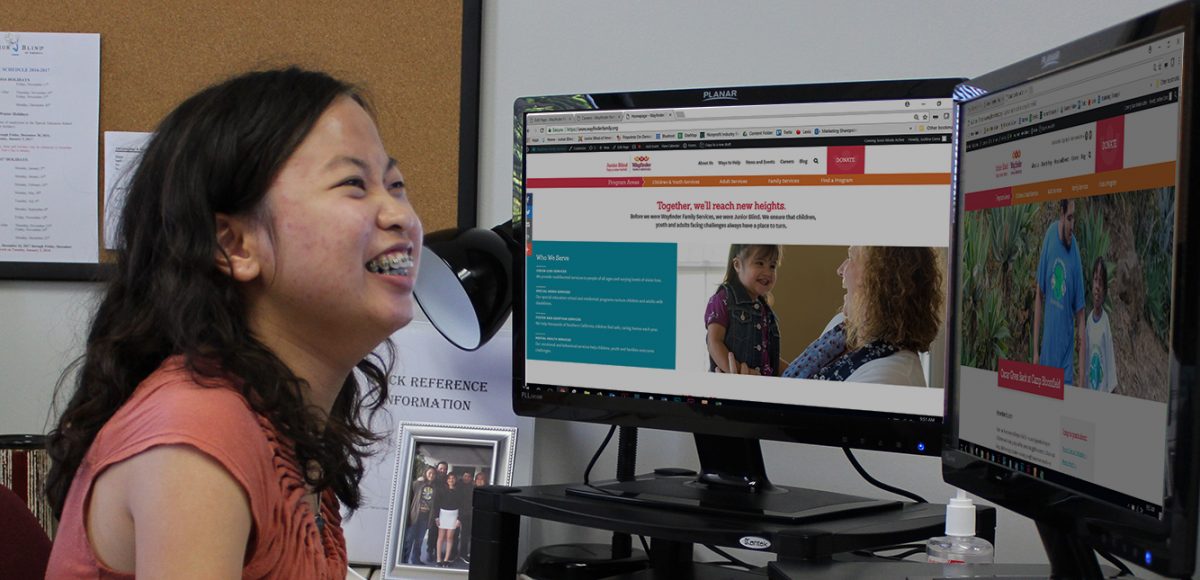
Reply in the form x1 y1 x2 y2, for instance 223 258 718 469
0 32 100 264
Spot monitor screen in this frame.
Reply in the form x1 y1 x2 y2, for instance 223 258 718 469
513 80 961 466
947 3 1198 576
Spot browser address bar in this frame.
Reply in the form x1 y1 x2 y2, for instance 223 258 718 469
553 112 935 133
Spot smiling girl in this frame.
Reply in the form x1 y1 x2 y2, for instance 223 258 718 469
705 244 784 376
45 68 422 578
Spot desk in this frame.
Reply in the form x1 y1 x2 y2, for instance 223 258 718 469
768 558 1076 579
468 474 996 580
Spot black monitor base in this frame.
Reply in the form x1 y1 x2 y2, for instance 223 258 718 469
566 476 899 524
566 434 900 524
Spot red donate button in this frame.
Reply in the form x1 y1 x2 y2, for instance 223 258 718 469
827 145 865 174
997 359 1064 400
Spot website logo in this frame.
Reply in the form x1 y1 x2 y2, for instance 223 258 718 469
631 154 652 172
702 89 738 102
994 149 1023 179
1041 50 1061 69
2 33 45 56
605 160 629 172
3 33 20 56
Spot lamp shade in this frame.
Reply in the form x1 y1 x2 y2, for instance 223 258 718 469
413 221 515 351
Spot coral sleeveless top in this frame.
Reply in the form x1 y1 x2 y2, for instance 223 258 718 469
46 356 348 579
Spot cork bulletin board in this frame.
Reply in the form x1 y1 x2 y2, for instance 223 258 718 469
3 0 481 279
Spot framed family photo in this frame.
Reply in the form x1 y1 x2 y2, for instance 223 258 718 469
381 422 517 578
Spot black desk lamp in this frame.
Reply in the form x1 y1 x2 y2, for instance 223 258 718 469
413 220 518 351
416 220 648 576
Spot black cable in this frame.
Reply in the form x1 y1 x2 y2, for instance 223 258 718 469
878 542 931 552
638 535 652 558
842 447 928 503
870 543 929 553
885 547 927 560
852 549 901 561
853 546 928 561
702 544 756 569
1095 549 1134 576
583 425 617 485
852 543 929 562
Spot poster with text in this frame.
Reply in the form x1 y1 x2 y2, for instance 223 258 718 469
340 319 533 568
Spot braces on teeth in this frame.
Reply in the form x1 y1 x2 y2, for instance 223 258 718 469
367 253 413 274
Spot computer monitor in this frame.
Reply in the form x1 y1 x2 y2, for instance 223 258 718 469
946 2 1199 577
512 79 961 520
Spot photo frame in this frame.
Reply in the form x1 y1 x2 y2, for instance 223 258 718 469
381 422 517 578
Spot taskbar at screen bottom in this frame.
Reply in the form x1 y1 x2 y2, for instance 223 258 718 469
956 439 1163 518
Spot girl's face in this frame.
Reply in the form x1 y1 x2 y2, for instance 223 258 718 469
734 249 778 300
1092 265 1105 310
239 97 423 364
475 473 487 486
446 474 458 488
424 467 436 481
837 246 863 317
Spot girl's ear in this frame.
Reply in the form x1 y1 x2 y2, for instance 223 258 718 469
214 213 263 282
732 256 742 274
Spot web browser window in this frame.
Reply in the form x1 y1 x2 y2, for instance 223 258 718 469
521 97 953 419
957 32 1183 516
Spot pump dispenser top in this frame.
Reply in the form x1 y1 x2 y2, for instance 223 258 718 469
927 488 994 564
945 489 976 536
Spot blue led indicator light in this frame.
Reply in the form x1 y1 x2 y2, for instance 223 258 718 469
1144 551 1152 565
917 442 926 452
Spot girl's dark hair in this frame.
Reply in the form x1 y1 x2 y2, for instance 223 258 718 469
45 67 391 517
721 244 782 286
721 244 783 304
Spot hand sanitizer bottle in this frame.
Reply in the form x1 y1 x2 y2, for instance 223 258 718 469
927 489 995 564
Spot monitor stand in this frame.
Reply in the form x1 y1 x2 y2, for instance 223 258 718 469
1035 520 1106 579
770 514 1118 580
566 434 900 524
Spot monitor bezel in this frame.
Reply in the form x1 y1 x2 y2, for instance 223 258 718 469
944 2 1200 576
512 78 963 458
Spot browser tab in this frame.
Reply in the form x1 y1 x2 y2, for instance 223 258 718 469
528 112 575 125
624 110 676 122
575 111 624 123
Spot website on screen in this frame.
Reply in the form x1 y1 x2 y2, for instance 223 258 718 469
522 98 953 418
957 33 1182 515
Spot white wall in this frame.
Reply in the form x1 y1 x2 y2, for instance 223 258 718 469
477 0 1178 573
0 281 98 433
